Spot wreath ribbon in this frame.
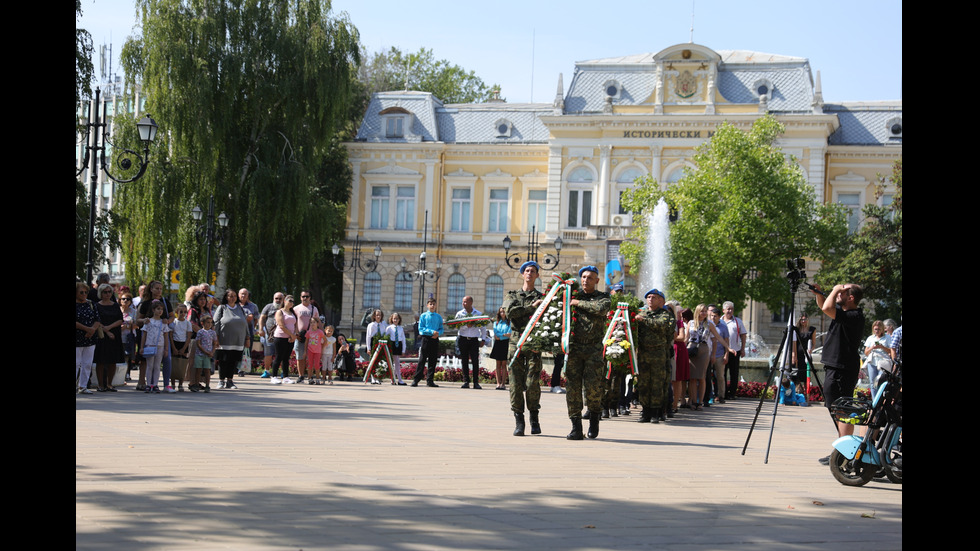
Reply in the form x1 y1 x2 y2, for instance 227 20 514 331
602 302 638 378
508 274 574 369
363 340 393 382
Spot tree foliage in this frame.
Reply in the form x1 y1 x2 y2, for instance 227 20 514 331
817 159 902 322
115 0 359 302
358 47 499 105
76 0 94 105
621 115 848 312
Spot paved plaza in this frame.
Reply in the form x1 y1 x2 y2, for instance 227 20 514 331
76 376 902 550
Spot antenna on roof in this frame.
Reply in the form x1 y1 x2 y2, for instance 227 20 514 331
690 0 695 43
530 28 535 103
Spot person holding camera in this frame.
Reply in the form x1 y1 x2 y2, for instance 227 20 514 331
813 283 865 461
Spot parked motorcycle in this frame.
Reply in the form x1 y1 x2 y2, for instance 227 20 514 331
828 361 902 486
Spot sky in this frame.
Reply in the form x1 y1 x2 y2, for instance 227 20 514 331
78 0 902 104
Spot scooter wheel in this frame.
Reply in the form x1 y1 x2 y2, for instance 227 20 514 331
829 449 876 486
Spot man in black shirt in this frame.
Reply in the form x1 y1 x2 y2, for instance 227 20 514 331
814 283 865 439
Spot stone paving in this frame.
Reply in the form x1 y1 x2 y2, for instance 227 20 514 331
77 376 902 550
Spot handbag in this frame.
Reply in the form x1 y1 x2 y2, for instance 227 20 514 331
687 325 705 358
142 345 158 357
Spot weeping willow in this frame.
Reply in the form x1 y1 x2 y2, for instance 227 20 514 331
114 0 358 300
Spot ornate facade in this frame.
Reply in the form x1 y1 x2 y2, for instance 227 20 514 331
341 43 901 343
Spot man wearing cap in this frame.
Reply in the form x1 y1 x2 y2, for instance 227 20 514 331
564 266 612 440
258 292 284 377
503 261 544 436
635 289 676 423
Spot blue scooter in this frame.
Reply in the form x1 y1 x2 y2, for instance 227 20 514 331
829 360 902 486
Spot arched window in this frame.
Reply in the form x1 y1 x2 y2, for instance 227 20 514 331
447 273 466 312
363 272 381 309
394 271 413 311
485 274 504 312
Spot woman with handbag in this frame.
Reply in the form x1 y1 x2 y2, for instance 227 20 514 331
94 283 124 391
385 313 408 385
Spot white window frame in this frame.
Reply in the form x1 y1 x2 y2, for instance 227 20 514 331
395 186 415 230
526 188 548 233
830 171 869 233
370 185 390 230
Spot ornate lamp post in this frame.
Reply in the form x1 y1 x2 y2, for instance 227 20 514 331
400 249 442 315
76 86 158 284
332 235 382 337
502 225 562 271
191 196 229 287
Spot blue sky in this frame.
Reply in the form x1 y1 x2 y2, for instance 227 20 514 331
79 0 902 104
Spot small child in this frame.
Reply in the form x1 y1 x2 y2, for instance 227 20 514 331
321 325 336 385
304 317 327 385
193 315 217 393
170 305 193 392
141 300 172 394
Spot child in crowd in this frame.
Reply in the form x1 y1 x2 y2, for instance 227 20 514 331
335 333 356 381
321 324 336 385
385 313 408 385
141 300 172 393
304 317 327 385
170 305 193 392
193 315 216 393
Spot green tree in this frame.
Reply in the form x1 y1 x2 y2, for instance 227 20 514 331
621 115 848 312
76 0 94 105
115 0 360 303
817 159 902 323
358 47 499 104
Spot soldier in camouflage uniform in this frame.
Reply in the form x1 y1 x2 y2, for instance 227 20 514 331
564 266 612 440
635 289 676 423
503 261 544 436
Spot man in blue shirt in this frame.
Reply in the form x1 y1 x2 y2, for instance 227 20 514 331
412 298 444 387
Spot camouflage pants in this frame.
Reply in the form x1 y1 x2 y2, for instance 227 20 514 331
565 345 604 419
508 341 542 414
604 371 627 409
636 355 668 410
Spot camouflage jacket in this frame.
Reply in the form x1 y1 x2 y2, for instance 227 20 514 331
571 290 612 345
503 288 545 334
636 306 675 356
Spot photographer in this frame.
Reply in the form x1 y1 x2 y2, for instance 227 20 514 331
813 283 865 462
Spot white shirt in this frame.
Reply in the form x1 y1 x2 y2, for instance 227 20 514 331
455 308 487 342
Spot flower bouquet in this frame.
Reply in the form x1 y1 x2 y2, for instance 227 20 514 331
513 273 579 358
603 294 643 377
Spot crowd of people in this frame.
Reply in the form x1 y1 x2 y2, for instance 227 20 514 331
76 271 901 454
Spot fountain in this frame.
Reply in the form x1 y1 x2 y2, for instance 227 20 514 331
637 198 671 293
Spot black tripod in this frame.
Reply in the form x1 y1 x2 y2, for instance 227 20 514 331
741 259 826 463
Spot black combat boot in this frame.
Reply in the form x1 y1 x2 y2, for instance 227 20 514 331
513 412 526 436
587 411 600 439
638 408 652 423
601 408 610 419
611 407 619 417
566 418 584 440
529 410 541 434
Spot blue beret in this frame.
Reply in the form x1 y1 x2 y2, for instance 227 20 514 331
519 261 540 273
578 265 599 277
645 288 665 299
610 283 624 291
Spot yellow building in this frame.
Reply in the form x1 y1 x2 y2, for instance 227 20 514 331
341 42 901 343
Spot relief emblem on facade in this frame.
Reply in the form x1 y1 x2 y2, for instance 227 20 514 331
674 70 698 99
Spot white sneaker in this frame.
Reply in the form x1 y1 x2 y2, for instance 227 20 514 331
217 380 226 389
166 386 177 393
551 386 566 394
282 377 294 384
79 388 94 394
271 377 283 385
226 383 238 390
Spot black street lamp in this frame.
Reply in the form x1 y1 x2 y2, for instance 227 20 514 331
191 196 229 287
332 235 382 337
502 225 562 271
76 86 158 284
